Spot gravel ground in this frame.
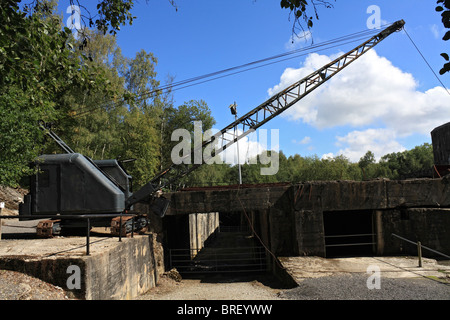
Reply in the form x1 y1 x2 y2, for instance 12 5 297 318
0 269 448 300
0 270 70 300
278 273 450 300
137 271 450 300
138 273 286 300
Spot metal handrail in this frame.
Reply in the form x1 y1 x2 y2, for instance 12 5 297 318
391 233 450 263
169 246 267 274
0 213 138 255
325 233 375 238
324 233 376 248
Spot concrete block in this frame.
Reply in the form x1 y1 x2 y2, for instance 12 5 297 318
293 180 387 212
294 210 325 257
386 178 450 208
0 235 163 300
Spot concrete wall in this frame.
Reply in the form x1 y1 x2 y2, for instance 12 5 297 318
165 178 450 259
83 234 164 299
294 210 325 257
189 212 219 255
381 208 450 257
165 183 291 215
0 235 164 300
261 207 450 259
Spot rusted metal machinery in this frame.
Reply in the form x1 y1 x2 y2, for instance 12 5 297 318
19 20 405 237
431 122 450 178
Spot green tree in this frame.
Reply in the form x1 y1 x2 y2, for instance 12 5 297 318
161 99 216 169
160 100 217 189
118 49 167 188
0 1 110 186
358 151 376 180
380 143 434 179
181 163 233 188
57 29 128 160
120 106 161 188
22 0 136 36
63 41 169 188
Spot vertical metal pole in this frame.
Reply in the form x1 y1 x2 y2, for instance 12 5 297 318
417 241 422 267
119 214 122 242
0 202 4 241
235 114 242 185
86 218 90 256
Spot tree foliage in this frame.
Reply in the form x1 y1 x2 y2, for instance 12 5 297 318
0 1 111 186
174 144 435 189
279 0 335 39
436 0 450 75
0 0 438 191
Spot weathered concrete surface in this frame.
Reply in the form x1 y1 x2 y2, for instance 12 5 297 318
381 208 450 256
164 177 450 259
1 177 447 299
165 183 291 215
165 177 450 214
292 178 450 212
278 256 450 282
0 234 164 300
189 212 219 253
294 210 325 257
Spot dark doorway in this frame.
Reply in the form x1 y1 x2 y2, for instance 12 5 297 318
323 210 375 257
219 211 248 233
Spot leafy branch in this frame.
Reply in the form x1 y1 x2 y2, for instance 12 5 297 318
436 0 450 75
280 0 335 42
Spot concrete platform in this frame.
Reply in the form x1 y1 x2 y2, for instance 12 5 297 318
279 256 450 283
0 230 164 299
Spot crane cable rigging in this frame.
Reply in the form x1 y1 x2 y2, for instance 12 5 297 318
71 24 393 118
403 27 450 96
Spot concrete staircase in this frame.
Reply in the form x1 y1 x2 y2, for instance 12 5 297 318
171 230 267 274
193 231 267 273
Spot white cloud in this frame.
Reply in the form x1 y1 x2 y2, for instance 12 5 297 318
219 128 278 165
321 153 334 160
267 49 450 161
333 128 406 162
292 136 311 145
430 24 443 40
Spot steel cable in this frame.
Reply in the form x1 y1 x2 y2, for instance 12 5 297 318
71 26 388 118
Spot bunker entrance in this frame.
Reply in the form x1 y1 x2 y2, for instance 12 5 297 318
323 210 376 258
168 212 268 275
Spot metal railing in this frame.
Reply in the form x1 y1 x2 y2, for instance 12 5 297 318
324 233 376 248
0 213 138 255
391 233 450 267
218 225 250 233
169 246 267 274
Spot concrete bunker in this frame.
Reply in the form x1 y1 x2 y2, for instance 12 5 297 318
164 210 269 275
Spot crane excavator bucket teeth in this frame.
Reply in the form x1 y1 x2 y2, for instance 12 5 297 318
110 215 149 237
150 196 170 218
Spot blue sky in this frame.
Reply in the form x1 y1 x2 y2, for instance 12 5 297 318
58 0 450 163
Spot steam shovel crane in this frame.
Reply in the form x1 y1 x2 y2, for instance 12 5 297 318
126 20 406 209
19 20 405 237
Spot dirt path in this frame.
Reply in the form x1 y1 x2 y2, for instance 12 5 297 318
138 274 287 300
